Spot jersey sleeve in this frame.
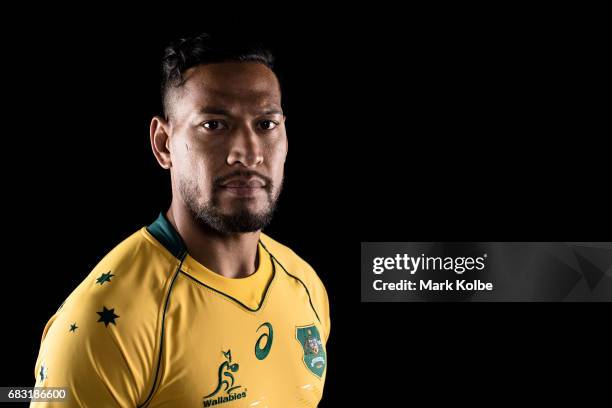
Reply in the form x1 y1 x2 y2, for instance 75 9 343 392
259 234 332 345
30 270 162 407
303 261 331 344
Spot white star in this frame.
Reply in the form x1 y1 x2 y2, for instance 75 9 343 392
39 363 48 382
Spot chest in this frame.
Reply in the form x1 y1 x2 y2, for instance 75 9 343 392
149 272 327 407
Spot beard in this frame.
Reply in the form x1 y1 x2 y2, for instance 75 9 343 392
178 172 282 234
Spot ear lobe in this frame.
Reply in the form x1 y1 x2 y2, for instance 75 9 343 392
283 116 288 157
150 116 172 169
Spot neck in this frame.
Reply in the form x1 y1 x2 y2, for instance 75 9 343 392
166 199 261 279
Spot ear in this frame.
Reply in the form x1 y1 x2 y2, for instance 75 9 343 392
283 115 288 157
150 116 172 169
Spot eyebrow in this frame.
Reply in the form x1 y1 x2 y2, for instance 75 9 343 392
199 107 231 116
199 107 284 116
261 109 284 115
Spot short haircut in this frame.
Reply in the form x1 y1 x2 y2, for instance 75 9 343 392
161 33 275 118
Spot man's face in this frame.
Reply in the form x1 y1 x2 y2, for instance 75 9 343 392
166 62 287 233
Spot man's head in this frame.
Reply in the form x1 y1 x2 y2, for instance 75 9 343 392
150 33 287 234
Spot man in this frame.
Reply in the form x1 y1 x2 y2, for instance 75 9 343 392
31 33 330 407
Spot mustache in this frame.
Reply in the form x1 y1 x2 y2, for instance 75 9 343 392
213 170 273 191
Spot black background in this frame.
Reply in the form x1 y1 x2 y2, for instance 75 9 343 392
2 8 609 406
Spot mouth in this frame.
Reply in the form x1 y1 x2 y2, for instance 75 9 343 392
221 178 266 188
220 185 264 198
219 178 266 198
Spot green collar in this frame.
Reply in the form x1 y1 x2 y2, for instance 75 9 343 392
146 212 187 261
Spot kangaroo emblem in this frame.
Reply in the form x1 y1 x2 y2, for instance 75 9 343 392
203 350 241 398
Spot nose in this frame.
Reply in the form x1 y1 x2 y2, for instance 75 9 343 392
226 124 264 168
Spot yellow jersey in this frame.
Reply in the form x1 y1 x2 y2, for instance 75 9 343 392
31 213 330 407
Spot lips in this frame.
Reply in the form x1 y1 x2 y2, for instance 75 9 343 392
220 178 266 197
222 178 265 188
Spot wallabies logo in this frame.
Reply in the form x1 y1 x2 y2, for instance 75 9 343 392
202 350 247 406
296 324 326 378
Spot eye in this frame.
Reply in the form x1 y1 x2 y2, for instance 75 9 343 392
201 120 227 130
259 120 279 130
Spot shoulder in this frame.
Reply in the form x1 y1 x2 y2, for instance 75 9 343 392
259 233 326 294
61 227 180 315
259 233 331 341
34 227 181 404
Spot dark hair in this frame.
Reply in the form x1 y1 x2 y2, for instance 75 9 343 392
161 33 275 118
